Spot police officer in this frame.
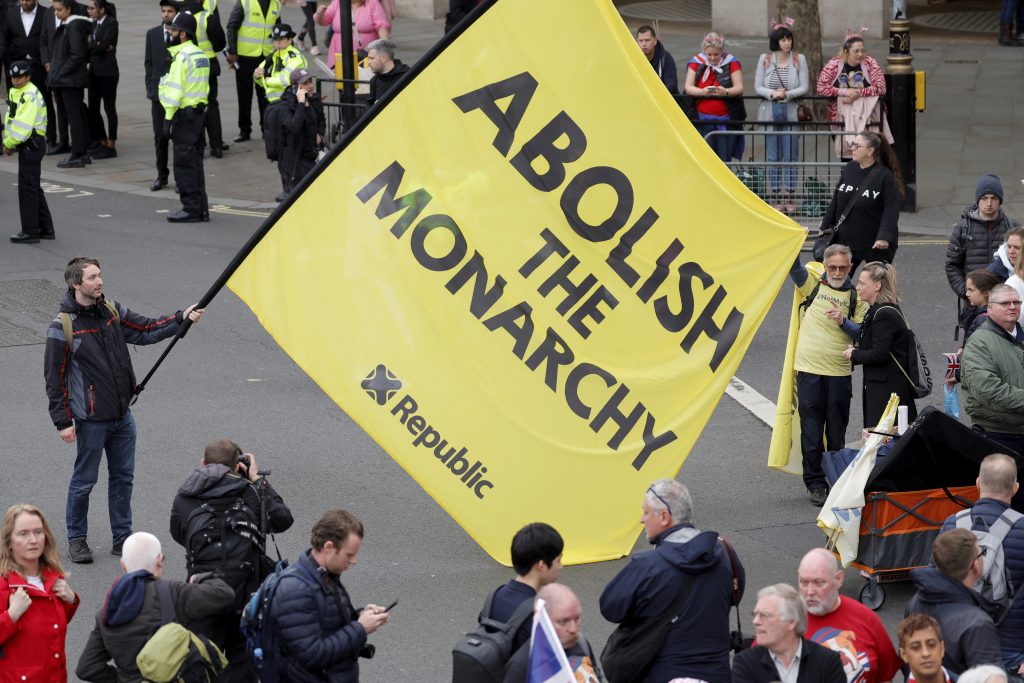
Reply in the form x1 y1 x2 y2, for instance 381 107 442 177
5 61 55 244
255 24 306 105
225 0 280 142
181 0 228 158
159 12 210 222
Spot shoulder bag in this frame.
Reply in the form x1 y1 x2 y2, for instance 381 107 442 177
879 305 933 399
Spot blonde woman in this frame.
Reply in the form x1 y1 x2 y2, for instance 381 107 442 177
683 31 744 161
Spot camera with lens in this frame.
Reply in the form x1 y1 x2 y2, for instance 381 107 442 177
237 453 251 476
358 644 375 660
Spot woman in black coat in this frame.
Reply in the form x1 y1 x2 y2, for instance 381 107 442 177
47 0 92 167
843 261 917 428
85 0 118 158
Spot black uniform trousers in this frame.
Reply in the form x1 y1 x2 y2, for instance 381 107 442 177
172 106 208 216
205 69 224 151
53 86 88 157
150 100 170 181
234 54 267 135
87 73 118 141
16 134 54 237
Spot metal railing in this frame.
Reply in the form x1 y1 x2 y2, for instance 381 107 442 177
315 77 371 144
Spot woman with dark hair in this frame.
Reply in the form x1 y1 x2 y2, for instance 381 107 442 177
843 262 917 428
816 33 890 160
820 130 903 268
86 0 118 159
683 31 745 162
0 504 79 682
755 18 809 214
964 269 1001 342
47 0 92 168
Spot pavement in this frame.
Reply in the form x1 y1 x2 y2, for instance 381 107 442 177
0 1 1019 233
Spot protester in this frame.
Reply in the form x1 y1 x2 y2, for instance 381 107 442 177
85 0 117 159
0 0 57 151
0 503 79 682
4 59 54 244
731 583 845 683
170 438 294 682
75 531 235 681
754 17 809 214
904 529 1003 675
683 31 744 161
898 614 951 683
276 67 325 200
225 0 280 143
988 227 1024 281
816 33 888 161
843 261 917 428
365 38 409 107
946 175 1019 332
798 548 901 683
502 583 602 682
940 453 1024 672
47 0 91 168
600 479 743 683
43 256 203 564
820 131 903 268
315 0 390 70
961 283 1024 454
143 0 176 191
270 509 390 681
255 23 306 104
636 25 677 94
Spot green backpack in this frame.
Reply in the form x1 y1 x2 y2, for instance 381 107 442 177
136 582 227 683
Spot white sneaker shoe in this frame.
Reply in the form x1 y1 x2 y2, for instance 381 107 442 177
311 46 321 56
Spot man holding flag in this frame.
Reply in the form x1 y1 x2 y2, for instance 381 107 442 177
507 584 600 682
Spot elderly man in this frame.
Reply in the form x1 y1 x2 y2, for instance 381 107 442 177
600 479 744 683
788 245 868 505
798 548 900 683
636 25 677 94
732 583 845 683
962 283 1024 454
502 583 601 682
897 614 951 683
905 529 1002 675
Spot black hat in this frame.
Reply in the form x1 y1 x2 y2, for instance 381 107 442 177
271 24 295 40
170 11 196 38
976 174 1004 203
159 0 179 8
9 61 32 78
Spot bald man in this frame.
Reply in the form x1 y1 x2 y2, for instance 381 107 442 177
797 548 900 683
502 583 601 682
942 453 1024 672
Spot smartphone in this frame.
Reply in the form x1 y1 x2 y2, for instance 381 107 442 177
384 599 398 612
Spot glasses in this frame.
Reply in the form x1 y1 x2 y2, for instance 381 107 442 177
826 264 851 272
848 142 864 150
991 300 1023 308
647 486 672 513
752 610 780 621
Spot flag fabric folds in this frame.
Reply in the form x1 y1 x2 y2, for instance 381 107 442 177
528 599 575 683
226 0 805 564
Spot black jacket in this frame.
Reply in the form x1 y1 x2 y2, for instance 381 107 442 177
169 463 294 611
86 14 117 77
946 205 1018 299
367 59 409 106
43 291 186 429
850 303 916 427
904 566 1003 675
731 639 846 683
46 12 89 88
143 23 171 101
647 41 678 95
279 87 325 167
39 0 84 67
822 161 901 262
0 2 45 69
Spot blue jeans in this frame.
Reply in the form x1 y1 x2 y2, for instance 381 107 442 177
766 102 799 192
66 411 136 543
1003 0 1019 24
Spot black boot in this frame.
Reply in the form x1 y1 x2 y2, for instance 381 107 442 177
999 23 1023 46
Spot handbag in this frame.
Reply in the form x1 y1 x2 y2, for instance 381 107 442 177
812 165 882 261
797 103 812 122
882 306 933 399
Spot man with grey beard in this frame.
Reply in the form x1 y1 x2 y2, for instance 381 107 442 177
787 245 868 506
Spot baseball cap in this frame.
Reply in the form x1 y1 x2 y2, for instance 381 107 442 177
290 68 313 85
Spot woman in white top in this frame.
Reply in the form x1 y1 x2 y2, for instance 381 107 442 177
1006 253 1024 322
754 19 809 215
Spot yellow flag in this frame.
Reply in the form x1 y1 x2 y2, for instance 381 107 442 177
227 0 805 564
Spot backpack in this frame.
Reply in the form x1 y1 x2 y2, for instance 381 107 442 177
263 99 290 161
451 587 535 683
136 581 227 683
956 507 1024 623
183 496 264 589
880 306 933 399
58 299 119 352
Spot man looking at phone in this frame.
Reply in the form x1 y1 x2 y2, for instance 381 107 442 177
169 438 294 682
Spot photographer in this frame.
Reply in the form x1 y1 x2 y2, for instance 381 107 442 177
169 438 294 682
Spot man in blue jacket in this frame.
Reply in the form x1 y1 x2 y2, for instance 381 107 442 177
600 478 744 683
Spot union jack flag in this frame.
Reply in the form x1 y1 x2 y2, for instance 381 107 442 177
945 352 960 382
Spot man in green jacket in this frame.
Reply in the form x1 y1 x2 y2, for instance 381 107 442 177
962 283 1024 454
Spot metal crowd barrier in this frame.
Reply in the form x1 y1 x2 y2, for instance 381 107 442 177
315 78 371 144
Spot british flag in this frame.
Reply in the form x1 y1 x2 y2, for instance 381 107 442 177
945 352 960 382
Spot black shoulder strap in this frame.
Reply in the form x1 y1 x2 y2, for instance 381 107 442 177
836 165 882 228
847 288 858 319
479 586 500 622
155 580 176 625
801 281 822 311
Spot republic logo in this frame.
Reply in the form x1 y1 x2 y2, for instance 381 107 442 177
361 364 402 405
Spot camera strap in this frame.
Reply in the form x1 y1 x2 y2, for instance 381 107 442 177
719 536 744 640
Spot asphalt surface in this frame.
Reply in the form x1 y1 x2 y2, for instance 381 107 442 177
0 170 956 679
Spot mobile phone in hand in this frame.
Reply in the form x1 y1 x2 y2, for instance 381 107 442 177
384 599 398 612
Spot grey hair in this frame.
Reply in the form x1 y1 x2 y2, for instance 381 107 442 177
121 532 162 573
989 284 1017 304
366 38 395 60
645 479 693 524
822 244 852 262
758 583 807 635
958 666 1009 683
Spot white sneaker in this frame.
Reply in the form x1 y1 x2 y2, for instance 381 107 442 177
311 46 321 56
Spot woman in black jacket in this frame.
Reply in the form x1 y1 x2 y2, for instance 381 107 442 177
85 0 118 158
47 0 92 167
821 130 904 269
843 261 917 428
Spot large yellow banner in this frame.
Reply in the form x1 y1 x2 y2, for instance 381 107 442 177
227 0 804 564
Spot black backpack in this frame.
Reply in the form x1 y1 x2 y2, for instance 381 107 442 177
183 496 264 593
262 99 290 161
451 588 534 682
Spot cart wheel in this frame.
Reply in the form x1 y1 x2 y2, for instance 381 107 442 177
859 580 885 611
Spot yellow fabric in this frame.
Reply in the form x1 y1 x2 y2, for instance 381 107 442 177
195 10 215 58
2 82 46 148
159 42 210 120
237 0 278 57
227 0 805 565
257 45 307 102
794 276 868 377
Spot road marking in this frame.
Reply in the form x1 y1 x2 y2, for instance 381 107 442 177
210 205 270 218
725 376 775 427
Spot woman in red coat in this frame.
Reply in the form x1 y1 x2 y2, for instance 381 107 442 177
0 504 80 682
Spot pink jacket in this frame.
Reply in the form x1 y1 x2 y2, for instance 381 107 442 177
318 0 390 68
816 55 886 123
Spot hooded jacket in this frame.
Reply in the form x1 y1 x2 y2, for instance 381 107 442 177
75 571 234 683
946 205 1019 298
961 318 1024 434
367 59 410 106
599 524 744 683
646 41 678 95
44 291 185 430
904 566 1002 674
47 13 90 88
989 241 1018 281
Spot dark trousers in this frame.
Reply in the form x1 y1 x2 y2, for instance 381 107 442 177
172 107 207 216
52 84 70 146
205 72 223 150
87 73 119 141
278 154 315 192
297 2 318 46
234 55 267 134
54 86 88 157
17 135 53 237
797 371 852 489
150 100 170 181
67 411 136 544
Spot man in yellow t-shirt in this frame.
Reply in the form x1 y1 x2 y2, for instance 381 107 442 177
789 243 868 506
